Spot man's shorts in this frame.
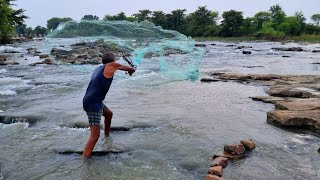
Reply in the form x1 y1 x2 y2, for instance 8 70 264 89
86 104 108 126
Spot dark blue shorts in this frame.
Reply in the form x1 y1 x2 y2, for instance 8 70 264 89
85 104 108 126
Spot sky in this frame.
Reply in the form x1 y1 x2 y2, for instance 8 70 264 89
15 0 319 28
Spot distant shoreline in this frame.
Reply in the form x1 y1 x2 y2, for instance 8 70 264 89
194 35 320 43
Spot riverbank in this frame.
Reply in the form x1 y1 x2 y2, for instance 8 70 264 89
195 35 320 43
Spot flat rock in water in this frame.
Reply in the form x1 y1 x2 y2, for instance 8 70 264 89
275 98 320 111
201 77 220 83
250 96 287 104
205 174 226 180
267 110 320 131
267 87 320 98
58 150 124 156
272 47 303 52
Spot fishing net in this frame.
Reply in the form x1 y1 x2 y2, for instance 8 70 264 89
47 20 205 84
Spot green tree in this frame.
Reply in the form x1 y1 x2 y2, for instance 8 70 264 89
15 23 26 36
220 10 244 37
278 16 301 36
254 11 271 30
166 9 186 33
47 17 73 31
241 17 256 35
81 15 99 21
33 26 47 36
133 10 152 22
311 14 320 26
294 11 306 35
151 11 167 28
25 27 33 37
269 4 286 25
113 12 126 20
0 0 27 43
103 15 114 21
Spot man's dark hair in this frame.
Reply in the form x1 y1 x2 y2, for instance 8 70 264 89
102 52 115 64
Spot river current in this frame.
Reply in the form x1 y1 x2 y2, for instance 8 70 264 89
0 39 320 179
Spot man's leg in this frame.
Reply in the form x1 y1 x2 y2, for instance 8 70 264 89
82 125 100 158
103 108 113 137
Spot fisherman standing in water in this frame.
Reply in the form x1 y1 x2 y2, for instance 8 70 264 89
82 52 135 158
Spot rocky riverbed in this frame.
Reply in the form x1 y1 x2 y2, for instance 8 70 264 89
201 73 320 134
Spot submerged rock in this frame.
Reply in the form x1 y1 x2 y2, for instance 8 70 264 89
312 50 320 53
208 166 223 177
206 174 226 180
39 54 49 59
4 49 20 53
272 47 303 52
0 115 41 126
240 139 256 151
250 96 287 104
237 46 252 49
242 51 252 54
224 144 246 155
195 44 206 47
201 77 220 82
0 56 7 61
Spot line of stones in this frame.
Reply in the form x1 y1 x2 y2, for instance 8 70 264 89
206 139 256 180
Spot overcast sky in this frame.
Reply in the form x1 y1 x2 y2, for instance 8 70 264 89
15 0 319 28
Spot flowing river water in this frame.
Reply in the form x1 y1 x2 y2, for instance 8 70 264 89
0 39 320 180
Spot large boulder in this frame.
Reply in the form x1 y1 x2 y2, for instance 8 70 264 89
224 144 246 155
206 174 226 180
240 139 256 151
211 157 228 167
275 99 320 111
267 110 320 132
208 166 223 177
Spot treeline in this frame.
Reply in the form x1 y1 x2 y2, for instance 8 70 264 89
44 5 320 39
2 1 320 44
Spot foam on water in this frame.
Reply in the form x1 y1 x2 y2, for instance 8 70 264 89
0 77 32 96
0 69 7 74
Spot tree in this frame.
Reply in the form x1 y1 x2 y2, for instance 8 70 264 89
15 23 26 36
81 15 99 21
294 11 306 35
242 17 256 35
269 4 286 25
113 12 126 20
254 11 271 30
103 15 114 21
33 26 47 36
151 11 167 28
220 10 244 37
0 0 27 43
25 27 33 37
47 17 73 31
133 10 152 22
166 9 186 33
311 14 320 26
278 16 301 36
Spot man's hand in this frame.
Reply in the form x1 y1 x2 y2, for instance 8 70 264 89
128 68 135 76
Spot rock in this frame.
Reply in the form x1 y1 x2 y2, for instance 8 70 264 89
211 157 228 167
312 50 320 53
29 58 54 66
251 74 280 81
206 174 226 180
201 77 220 83
208 166 223 177
4 49 19 53
210 43 216 46
267 87 320 98
272 47 303 52
237 46 252 49
226 44 236 47
282 55 290 57
275 99 320 111
39 54 49 58
0 62 7 66
77 53 88 59
267 110 320 131
318 148 320 153
195 44 206 47
224 144 245 155
240 139 256 151
213 151 245 160
0 56 7 61
242 51 252 54
242 66 264 68
219 73 252 81
8 62 19 65
250 96 287 104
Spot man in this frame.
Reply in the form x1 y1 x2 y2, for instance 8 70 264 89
82 52 135 158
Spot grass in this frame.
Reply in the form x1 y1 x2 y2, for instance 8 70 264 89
194 35 320 43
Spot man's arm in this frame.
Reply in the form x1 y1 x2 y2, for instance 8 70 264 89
104 62 135 78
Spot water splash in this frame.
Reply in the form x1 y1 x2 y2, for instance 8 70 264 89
47 20 204 82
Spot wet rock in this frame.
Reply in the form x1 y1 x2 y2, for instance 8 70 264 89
318 148 320 153
30 58 54 66
210 43 216 46
282 55 290 57
205 174 226 180
267 87 320 98
211 156 228 167
39 54 49 59
275 99 320 111
224 144 245 155
272 47 303 52
208 166 223 177
201 77 220 83
226 44 236 47
195 44 206 47
242 66 264 68
267 110 320 131
4 49 19 53
311 62 320 64
250 96 287 104
240 139 256 151
0 115 40 126
0 56 7 61
237 46 252 49
312 50 320 53
213 151 245 160
0 62 7 66
242 51 252 54
8 62 19 65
